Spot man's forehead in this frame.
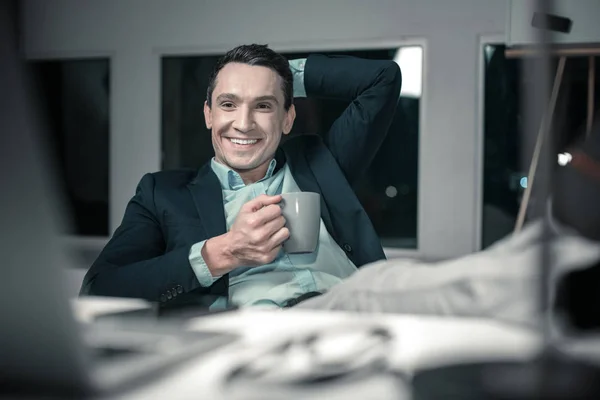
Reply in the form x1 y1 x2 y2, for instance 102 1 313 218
213 62 282 98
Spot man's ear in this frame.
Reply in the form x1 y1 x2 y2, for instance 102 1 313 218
204 101 212 129
282 104 296 135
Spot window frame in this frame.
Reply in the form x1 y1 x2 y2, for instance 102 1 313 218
475 33 511 251
24 52 114 247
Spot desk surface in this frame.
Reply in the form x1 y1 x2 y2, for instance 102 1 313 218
95 306 541 400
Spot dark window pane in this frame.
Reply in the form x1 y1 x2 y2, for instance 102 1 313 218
162 47 421 248
29 59 110 236
482 45 600 248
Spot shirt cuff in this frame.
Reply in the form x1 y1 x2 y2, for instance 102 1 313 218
288 58 307 98
189 240 220 287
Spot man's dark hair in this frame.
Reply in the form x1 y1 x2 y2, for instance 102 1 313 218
206 44 293 110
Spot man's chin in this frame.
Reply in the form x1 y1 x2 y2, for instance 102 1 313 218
224 158 262 172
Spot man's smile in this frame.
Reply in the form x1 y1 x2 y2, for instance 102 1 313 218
224 137 262 149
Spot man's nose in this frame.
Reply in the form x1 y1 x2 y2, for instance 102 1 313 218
232 107 254 133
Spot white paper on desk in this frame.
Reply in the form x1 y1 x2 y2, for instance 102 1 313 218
71 296 152 323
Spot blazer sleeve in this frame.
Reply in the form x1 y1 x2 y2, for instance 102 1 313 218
80 173 201 301
303 54 402 185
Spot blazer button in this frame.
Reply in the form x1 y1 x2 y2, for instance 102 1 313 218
171 288 178 297
166 291 172 300
343 243 352 253
160 294 167 303
176 285 183 294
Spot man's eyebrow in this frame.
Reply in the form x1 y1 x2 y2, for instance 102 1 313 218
254 95 279 104
215 93 279 104
215 93 241 102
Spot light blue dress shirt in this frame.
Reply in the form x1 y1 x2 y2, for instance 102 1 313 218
187 59 358 308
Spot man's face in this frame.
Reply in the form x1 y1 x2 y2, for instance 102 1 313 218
204 62 295 174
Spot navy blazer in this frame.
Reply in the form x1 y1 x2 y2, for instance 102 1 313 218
81 54 402 303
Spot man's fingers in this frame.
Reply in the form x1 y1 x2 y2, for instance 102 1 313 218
244 194 282 212
269 227 290 248
254 204 282 225
261 215 286 237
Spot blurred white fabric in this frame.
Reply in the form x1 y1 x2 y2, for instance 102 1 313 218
297 221 600 329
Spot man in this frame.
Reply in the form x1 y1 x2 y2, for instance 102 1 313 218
81 44 402 308
298 122 600 331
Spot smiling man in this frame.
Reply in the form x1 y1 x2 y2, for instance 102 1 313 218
81 44 402 308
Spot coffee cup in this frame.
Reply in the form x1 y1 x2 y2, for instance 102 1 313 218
280 192 320 253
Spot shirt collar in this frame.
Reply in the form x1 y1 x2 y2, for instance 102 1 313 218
210 158 278 190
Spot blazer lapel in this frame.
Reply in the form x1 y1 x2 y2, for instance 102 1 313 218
187 164 227 238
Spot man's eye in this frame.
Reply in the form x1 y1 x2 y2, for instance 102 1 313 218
257 103 271 109
221 102 235 108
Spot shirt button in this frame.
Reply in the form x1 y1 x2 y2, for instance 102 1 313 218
159 294 167 303
343 243 352 253
176 285 183 294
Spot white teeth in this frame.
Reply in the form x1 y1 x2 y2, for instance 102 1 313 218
229 138 258 145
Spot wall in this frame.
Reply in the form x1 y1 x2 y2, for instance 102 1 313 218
508 0 600 46
22 0 508 260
